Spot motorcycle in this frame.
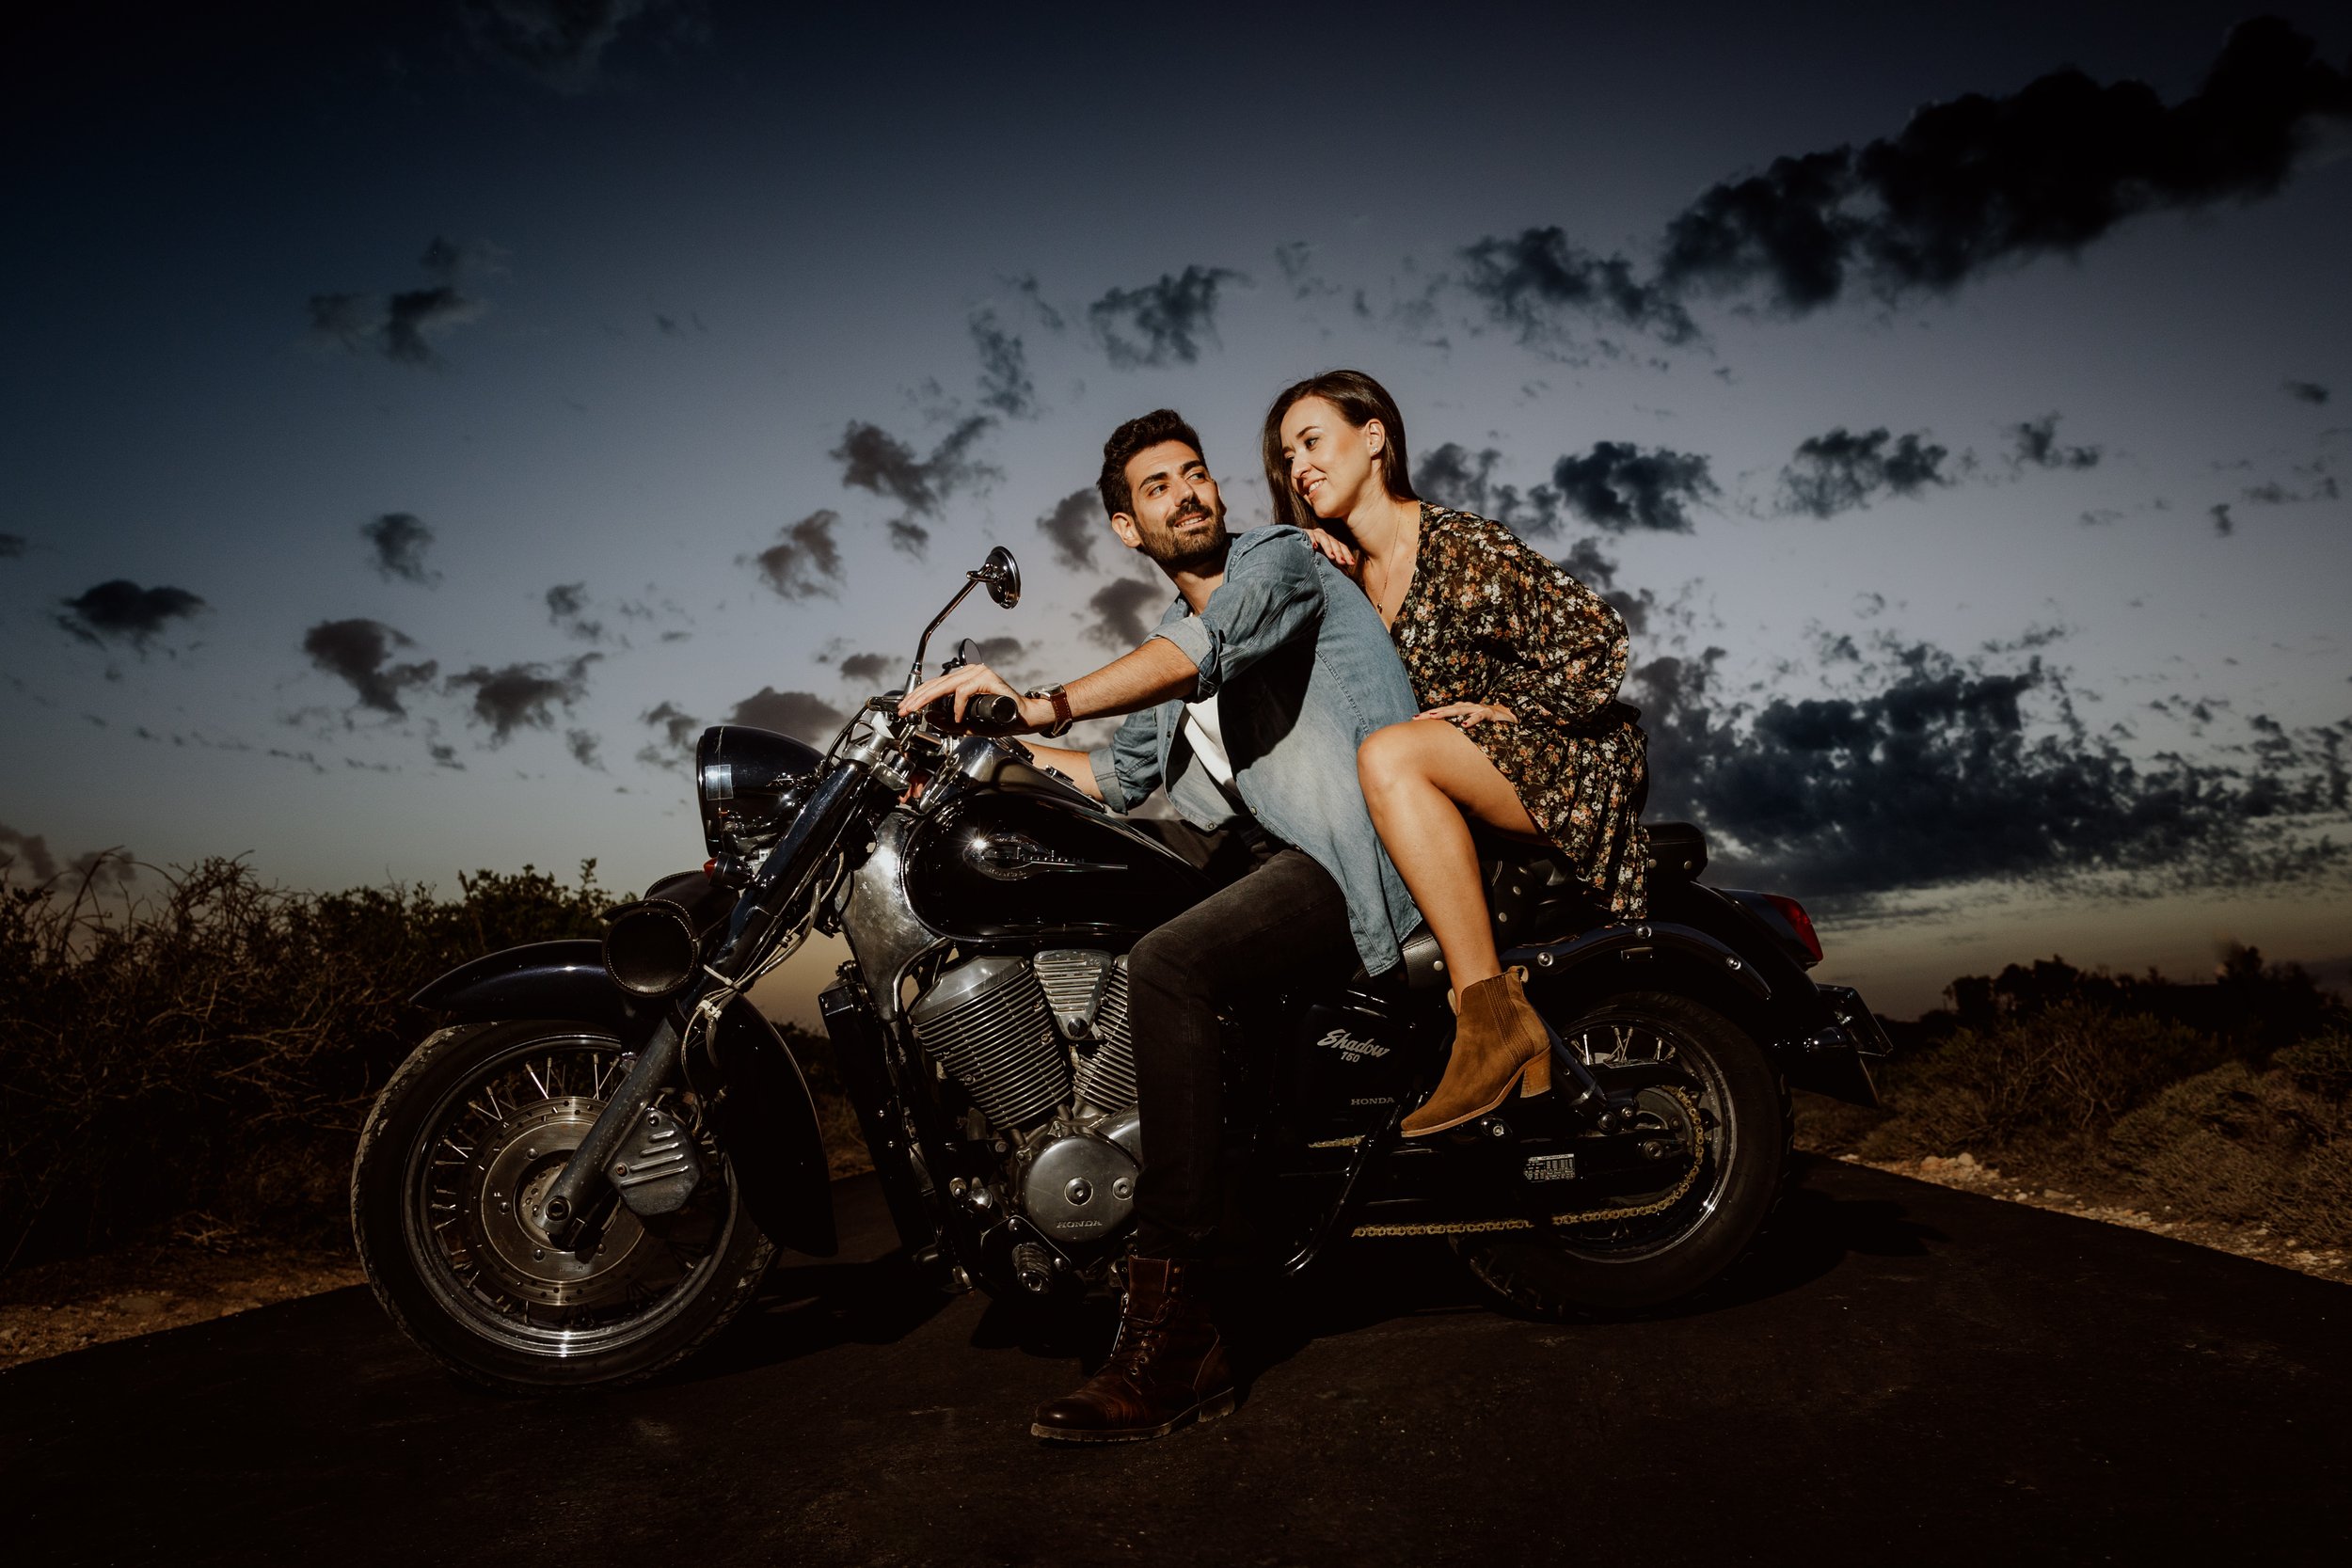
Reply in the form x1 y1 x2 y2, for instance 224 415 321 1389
352 546 1892 1391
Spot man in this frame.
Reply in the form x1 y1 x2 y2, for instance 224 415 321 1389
900 407 1422 1443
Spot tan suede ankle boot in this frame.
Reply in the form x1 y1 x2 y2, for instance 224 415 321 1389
1400 969 1554 1136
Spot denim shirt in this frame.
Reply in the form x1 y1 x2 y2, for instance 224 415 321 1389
1086 526 1423 975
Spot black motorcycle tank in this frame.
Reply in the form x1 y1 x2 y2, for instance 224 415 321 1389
906 793 1207 942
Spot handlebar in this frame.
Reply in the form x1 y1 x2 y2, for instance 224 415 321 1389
967 692 1020 729
919 689 1023 735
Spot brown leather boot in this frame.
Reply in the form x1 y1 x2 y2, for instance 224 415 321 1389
1029 1254 1235 1442
1400 969 1554 1136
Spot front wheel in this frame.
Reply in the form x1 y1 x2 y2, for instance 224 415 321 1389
352 1020 774 1392
1454 990 1788 1318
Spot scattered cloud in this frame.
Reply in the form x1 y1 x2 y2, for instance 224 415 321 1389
2210 502 2236 536
1779 427 1955 517
1412 444 1563 537
1552 441 1718 533
308 237 496 368
832 416 996 526
636 700 700 765
749 509 845 600
0 823 57 883
972 309 1036 417
1654 19 2352 316
362 512 438 585
2006 414 2100 471
303 618 438 715
444 654 599 743
2282 379 2331 404
838 652 894 685
1084 578 1164 648
730 686 847 745
459 0 687 92
0 532 26 559
1274 241 1342 301
1037 487 1102 571
1089 264 1243 368
1458 228 1695 345
56 579 205 650
2240 461 2340 505
1461 20 2352 342
565 729 604 768
545 581 603 641
1005 273 1066 332
1634 638 2350 901
887 518 930 559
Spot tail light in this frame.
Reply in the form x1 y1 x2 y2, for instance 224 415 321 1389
1759 894 1823 966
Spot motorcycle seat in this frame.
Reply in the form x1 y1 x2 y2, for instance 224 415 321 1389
1479 820 1709 947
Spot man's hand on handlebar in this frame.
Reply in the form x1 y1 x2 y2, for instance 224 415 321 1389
898 663 1049 734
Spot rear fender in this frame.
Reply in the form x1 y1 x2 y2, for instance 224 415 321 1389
1507 884 1879 1108
410 938 837 1255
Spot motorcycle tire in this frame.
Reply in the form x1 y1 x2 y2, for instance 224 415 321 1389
1453 990 1788 1319
352 1019 775 1393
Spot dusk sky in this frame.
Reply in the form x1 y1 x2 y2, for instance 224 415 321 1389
5 1 2347 1021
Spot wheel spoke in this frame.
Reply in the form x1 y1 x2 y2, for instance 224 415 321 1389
399 1032 739 1357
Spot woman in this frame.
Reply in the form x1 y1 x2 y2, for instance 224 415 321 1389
1262 370 1648 1136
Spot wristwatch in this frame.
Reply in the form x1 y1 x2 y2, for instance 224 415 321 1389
1025 683 1074 737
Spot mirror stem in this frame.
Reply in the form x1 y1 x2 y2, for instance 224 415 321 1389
907 573 985 694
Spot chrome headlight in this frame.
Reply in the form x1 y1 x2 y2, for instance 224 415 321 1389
695 724 824 860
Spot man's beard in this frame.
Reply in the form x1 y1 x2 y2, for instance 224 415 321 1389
1139 502 1229 571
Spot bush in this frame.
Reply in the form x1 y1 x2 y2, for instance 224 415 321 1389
2106 1052 2352 1248
0 856 612 1272
1858 1003 2227 1160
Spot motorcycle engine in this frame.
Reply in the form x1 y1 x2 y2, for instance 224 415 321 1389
1014 1105 1143 1245
907 949 1147 1247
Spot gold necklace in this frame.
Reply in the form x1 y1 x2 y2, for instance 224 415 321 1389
1368 505 1419 620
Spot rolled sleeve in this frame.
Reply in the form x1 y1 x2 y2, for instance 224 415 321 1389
1088 745 1129 810
1177 529 1323 702
1089 707 1163 813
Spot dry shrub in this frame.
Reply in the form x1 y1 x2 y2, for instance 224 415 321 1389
1857 1002 2225 1161
2106 1051 2352 1248
0 856 611 1273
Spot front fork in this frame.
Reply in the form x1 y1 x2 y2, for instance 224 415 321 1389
541 1014 687 1245
541 756 875 1252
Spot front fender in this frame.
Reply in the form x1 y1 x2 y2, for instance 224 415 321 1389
701 1001 838 1258
410 940 647 1030
411 939 837 1256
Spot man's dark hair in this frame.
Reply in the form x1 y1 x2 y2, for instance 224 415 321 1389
1098 408 1206 519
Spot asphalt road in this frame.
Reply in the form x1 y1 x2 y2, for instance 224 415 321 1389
3 1156 2346 1568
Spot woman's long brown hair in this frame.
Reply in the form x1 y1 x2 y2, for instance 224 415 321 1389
1260 369 1419 533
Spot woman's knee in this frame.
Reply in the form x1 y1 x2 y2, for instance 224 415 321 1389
1357 721 1424 798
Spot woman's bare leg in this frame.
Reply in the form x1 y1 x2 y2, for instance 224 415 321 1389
1357 720 1541 990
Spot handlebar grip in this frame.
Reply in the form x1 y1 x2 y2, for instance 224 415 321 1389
966 692 1020 730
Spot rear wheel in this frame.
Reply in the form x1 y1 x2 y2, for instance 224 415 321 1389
1454 990 1788 1317
351 1020 774 1392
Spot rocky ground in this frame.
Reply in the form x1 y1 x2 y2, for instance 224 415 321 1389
0 1234 362 1373
1835 1148 2352 1285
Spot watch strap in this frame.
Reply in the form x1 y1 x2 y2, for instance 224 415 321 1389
1028 683 1074 737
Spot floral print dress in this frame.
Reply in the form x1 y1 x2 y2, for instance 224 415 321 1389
1386 502 1648 918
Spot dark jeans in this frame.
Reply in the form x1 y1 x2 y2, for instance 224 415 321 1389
1127 844 1359 1256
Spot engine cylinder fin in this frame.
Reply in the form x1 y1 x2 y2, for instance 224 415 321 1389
909 956 1072 1130
1071 958 1139 1112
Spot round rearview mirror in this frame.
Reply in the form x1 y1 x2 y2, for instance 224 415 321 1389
979 546 1021 610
